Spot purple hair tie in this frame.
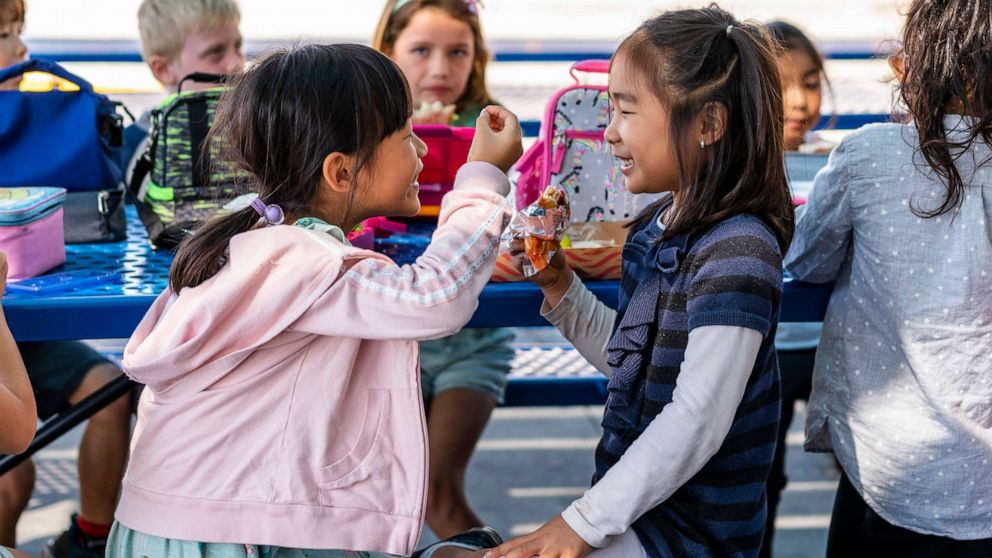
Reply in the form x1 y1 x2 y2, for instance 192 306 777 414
250 197 285 226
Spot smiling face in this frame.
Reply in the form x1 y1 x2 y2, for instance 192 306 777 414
778 48 822 151
356 119 428 219
0 18 27 90
604 57 682 195
387 7 474 107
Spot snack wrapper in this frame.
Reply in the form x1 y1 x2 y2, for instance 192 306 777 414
508 185 570 276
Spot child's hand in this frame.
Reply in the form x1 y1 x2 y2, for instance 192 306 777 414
508 237 573 307
468 106 524 173
484 515 593 558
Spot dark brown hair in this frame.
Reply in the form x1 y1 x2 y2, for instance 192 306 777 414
900 0 992 218
0 0 24 25
767 20 835 129
618 4 794 252
169 44 412 292
373 0 493 111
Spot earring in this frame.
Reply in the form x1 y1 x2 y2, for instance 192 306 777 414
699 138 706 149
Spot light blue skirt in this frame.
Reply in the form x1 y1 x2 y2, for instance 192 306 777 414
107 523 399 558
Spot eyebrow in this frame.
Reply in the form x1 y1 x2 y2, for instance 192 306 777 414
610 90 638 103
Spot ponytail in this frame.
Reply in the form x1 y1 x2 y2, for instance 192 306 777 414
169 208 258 292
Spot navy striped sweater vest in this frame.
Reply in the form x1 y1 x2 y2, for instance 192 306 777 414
595 206 783 558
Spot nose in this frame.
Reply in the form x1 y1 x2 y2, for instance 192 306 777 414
414 133 428 158
604 112 620 145
15 34 27 61
224 49 245 75
784 80 807 112
428 51 449 78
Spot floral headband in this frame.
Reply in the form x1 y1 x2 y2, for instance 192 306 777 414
393 0 482 15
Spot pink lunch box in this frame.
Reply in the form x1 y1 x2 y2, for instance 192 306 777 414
414 125 474 208
0 187 67 280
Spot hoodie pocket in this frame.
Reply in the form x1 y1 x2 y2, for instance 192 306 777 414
316 388 424 516
317 390 388 486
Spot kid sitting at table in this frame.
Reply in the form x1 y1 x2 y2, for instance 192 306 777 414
122 0 245 178
108 44 521 558
373 0 515 539
761 20 832 558
0 3 133 557
0 251 36 558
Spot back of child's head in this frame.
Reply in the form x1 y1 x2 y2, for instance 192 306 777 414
899 0 992 218
0 0 23 26
373 0 492 110
138 0 240 63
169 44 411 292
616 4 793 251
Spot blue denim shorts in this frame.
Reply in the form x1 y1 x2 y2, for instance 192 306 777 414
420 328 515 404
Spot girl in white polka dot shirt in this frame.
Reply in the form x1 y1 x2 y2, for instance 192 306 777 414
785 0 992 555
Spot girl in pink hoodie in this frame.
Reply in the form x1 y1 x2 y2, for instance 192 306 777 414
109 44 521 558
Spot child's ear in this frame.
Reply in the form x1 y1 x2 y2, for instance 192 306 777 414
888 52 907 81
322 152 357 194
147 55 178 88
699 101 729 145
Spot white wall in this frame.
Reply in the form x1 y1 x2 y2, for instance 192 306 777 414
24 0 909 44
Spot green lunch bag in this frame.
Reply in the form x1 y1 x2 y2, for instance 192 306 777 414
128 73 248 250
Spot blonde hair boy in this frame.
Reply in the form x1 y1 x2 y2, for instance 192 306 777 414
138 0 244 90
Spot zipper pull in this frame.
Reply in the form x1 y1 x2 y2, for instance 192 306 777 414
98 191 109 215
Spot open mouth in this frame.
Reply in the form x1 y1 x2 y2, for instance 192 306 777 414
617 156 635 172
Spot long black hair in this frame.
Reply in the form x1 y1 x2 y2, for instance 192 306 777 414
170 44 412 292
617 4 794 252
899 0 992 218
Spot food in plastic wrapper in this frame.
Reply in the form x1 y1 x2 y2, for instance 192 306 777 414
508 185 570 276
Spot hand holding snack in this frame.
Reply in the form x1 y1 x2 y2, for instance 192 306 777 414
509 185 571 274
412 100 458 125
468 106 524 173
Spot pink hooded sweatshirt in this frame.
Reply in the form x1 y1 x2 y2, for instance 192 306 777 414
117 162 511 555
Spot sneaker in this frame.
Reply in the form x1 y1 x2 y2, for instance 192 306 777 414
42 515 107 558
412 526 504 557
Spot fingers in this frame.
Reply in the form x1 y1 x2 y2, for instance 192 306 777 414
508 237 526 255
486 534 539 558
480 105 520 134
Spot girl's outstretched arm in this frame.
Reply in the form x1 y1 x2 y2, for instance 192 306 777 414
784 139 855 282
291 162 512 341
0 253 36 454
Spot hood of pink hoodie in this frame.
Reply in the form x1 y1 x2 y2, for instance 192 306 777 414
123 226 363 397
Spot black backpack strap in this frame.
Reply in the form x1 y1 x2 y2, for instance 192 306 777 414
186 97 212 195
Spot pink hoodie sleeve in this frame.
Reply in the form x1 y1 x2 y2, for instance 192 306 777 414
290 161 512 340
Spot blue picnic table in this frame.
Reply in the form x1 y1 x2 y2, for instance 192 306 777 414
2 207 831 341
